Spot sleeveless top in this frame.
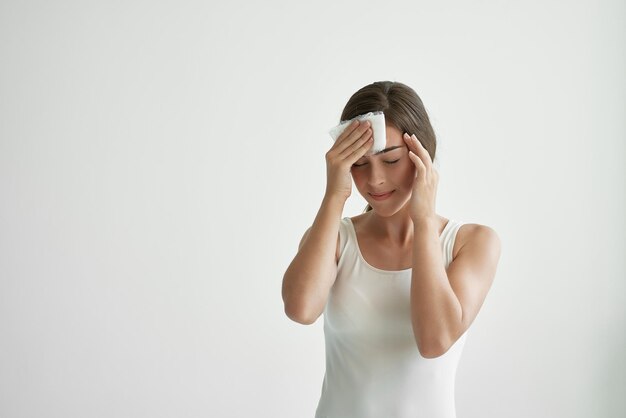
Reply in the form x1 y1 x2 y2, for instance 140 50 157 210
315 216 469 418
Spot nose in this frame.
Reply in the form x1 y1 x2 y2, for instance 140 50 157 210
366 162 386 188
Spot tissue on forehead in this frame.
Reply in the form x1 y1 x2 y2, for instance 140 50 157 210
328 111 387 156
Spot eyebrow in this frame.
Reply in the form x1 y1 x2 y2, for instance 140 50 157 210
373 145 406 155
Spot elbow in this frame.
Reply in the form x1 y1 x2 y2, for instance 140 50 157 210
281 274 323 325
284 303 320 325
285 307 319 325
416 338 452 359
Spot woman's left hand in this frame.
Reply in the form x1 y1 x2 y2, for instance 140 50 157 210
403 133 438 222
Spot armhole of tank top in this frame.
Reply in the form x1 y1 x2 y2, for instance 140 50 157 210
447 221 465 263
336 217 348 265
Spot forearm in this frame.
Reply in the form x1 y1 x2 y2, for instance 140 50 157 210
282 194 345 324
410 217 463 357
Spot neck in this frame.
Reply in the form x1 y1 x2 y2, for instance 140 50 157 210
364 206 416 246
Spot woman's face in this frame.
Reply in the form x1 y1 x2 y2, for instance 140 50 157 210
350 124 416 216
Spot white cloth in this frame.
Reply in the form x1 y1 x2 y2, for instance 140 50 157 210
315 217 469 418
328 111 387 155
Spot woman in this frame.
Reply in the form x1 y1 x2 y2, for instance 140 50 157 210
281 81 501 418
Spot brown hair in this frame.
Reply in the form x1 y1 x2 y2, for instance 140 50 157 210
339 81 438 213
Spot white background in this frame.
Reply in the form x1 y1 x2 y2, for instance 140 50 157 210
1 1 624 417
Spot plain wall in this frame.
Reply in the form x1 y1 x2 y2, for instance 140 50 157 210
1 1 624 417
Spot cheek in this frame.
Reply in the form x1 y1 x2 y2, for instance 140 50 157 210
350 169 364 185
350 170 371 193
403 158 415 172
399 162 416 184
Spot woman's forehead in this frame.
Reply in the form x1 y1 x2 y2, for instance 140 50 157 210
357 144 407 162
384 124 408 147
355 124 407 161
386 123 402 134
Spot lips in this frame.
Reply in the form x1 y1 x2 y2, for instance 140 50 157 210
368 190 395 201
369 191 394 197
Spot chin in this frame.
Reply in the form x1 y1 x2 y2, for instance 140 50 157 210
367 203 399 217
367 197 411 217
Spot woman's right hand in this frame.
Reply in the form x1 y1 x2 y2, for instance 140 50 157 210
324 119 374 200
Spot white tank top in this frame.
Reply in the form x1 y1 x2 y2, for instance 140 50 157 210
315 216 469 418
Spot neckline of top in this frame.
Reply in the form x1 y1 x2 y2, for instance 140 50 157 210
344 217 453 274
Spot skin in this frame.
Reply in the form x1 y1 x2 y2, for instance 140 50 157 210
282 118 501 359
349 123 447 250
350 123 501 358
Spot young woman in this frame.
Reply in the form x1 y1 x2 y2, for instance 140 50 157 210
281 81 501 418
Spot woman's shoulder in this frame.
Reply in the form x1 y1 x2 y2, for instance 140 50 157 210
454 222 500 260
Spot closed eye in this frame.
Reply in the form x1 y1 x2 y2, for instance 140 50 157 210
352 159 400 168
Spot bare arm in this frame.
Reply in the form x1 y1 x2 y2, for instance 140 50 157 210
401 132 500 358
281 194 345 325
410 219 500 358
283 119 374 325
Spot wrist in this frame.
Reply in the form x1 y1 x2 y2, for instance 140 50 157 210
322 193 348 207
412 215 438 229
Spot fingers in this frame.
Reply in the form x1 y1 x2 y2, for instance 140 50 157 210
332 120 372 156
408 149 426 176
346 134 374 165
337 119 361 141
403 133 432 166
338 128 372 162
